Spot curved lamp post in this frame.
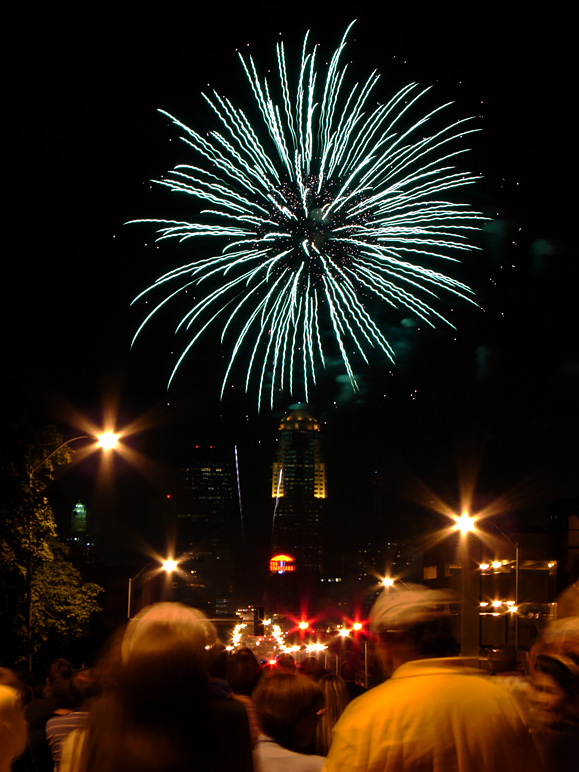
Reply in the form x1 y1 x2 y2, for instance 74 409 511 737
29 432 119 476
26 431 120 668
127 559 178 619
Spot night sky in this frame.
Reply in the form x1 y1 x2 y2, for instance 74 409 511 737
6 6 577 576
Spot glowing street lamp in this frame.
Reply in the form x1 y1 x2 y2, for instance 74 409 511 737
29 431 120 477
381 576 411 590
453 512 476 534
26 429 121 669
96 431 120 450
127 558 179 619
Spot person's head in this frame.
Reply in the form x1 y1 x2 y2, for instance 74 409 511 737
50 676 76 710
528 618 579 729
83 603 214 772
46 658 74 697
369 584 459 676
339 661 357 682
70 669 101 709
118 603 214 720
121 602 214 664
529 653 579 728
275 653 296 673
299 656 325 681
48 658 74 683
534 617 579 659
46 659 75 705
207 642 229 681
0 668 32 705
226 648 262 696
253 671 324 752
0 684 27 770
315 674 349 756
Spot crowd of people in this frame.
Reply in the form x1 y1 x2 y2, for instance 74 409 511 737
1 586 578 772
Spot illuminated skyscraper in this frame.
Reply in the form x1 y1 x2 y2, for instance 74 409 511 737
71 500 88 534
271 408 326 576
67 500 95 564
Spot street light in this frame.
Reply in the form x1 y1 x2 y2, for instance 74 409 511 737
26 430 121 668
381 576 411 590
127 559 179 619
29 432 119 476
453 512 476 534
96 431 120 451
452 512 479 659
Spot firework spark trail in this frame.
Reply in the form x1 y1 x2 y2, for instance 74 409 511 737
271 467 283 542
234 444 244 545
131 22 487 409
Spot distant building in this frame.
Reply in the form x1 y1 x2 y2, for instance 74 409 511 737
67 500 95 564
71 500 87 534
422 528 557 652
271 408 326 577
550 499 579 594
179 451 236 549
175 447 240 615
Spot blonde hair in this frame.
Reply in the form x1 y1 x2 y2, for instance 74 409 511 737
315 674 349 755
81 603 216 772
121 602 215 662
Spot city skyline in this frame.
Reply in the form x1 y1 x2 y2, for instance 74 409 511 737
5 7 576 587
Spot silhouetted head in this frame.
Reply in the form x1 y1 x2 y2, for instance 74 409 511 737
226 648 262 696
529 618 579 728
275 653 296 673
253 671 324 752
48 658 74 685
369 584 459 674
71 669 101 709
339 661 356 682
83 603 215 772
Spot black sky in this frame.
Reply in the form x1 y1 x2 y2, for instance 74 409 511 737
6 6 577 566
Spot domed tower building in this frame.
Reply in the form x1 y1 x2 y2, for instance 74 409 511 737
271 408 327 578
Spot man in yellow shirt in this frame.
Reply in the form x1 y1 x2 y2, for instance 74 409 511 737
323 585 543 772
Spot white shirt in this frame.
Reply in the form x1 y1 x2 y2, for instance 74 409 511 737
254 734 325 772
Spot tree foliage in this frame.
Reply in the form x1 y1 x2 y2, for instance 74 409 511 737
0 412 102 666
32 541 102 643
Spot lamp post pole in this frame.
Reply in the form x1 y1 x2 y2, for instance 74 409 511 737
452 514 479 660
460 535 479 659
26 432 119 669
127 559 178 619
514 541 520 654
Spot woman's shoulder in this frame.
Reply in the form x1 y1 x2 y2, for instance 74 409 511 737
255 735 325 772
